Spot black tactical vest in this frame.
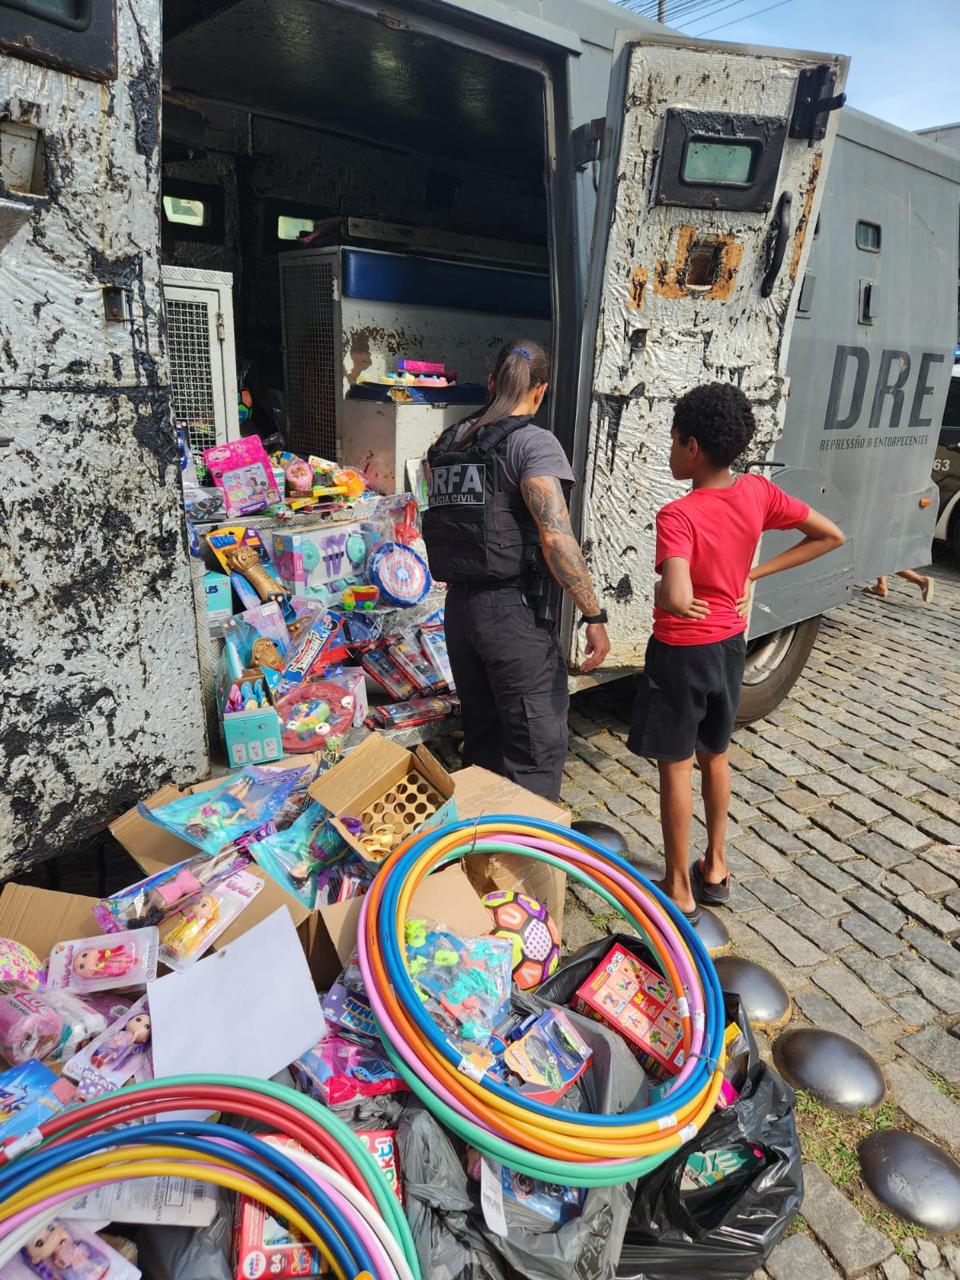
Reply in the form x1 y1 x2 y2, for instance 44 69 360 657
422 415 542 585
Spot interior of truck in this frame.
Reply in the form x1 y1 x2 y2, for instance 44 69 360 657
160 0 559 478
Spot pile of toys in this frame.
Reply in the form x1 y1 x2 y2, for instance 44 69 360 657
181 431 459 769
0 744 800 1280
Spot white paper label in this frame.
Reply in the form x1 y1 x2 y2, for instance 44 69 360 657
480 1158 509 1237
680 1123 698 1143
66 1175 218 1226
676 996 690 1017
693 1009 706 1029
657 1113 677 1131
457 1054 486 1083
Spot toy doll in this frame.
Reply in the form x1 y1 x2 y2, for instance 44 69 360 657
72 945 135 982
160 894 220 962
0 1081 27 1124
90 1011 151 1072
21 1222 109 1280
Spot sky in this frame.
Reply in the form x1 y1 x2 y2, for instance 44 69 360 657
664 0 957 133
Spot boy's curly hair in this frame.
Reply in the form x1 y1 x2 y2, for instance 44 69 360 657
673 382 756 468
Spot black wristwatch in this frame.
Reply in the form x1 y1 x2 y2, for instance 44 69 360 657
579 610 608 626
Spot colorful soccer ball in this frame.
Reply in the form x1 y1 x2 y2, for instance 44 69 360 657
483 890 560 990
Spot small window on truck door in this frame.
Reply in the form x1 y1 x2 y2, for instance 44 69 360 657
856 220 881 252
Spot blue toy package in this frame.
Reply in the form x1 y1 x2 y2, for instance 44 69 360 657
501 1165 586 1225
0 1060 73 1151
404 922 513 1048
137 764 308 855
367 543 431 607
248 801 348 908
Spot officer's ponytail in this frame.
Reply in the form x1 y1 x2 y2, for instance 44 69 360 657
461 338 550 441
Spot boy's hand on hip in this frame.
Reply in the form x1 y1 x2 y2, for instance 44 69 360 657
736 580 754 619
581 623 610 672
670 597 710 621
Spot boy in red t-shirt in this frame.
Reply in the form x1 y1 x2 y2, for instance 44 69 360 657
628 383 845 921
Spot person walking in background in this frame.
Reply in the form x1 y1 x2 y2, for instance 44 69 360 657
865 570 934 603
628 383 845 921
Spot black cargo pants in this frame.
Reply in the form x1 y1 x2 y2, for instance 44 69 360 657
445 584 569 801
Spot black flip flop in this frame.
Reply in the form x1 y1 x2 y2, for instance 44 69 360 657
652 879 702 925
692 858 731 906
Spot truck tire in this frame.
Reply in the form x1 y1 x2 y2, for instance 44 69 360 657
950 509 960 565
736 615 822 725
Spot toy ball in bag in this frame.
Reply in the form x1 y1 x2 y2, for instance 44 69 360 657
0 939 43 988
483 891 560 990
275 679 355 753
367 543 431 607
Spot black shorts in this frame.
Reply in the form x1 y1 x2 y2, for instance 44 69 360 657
628 633 747 763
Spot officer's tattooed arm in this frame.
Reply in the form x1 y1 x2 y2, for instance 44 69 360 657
520 475 601 617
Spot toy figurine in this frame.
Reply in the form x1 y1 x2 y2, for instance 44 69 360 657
21 1221 109 1280
285 458 314 494
224 544 285 602
72 945 135 982
251 637 283 670
90 1011 151 1072
160 895 220 962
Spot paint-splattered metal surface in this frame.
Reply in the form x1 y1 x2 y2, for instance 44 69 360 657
0 0 207 873
575 39 844 668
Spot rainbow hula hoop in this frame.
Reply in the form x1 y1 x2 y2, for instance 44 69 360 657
0 1076 421 1280
358 815 726 1187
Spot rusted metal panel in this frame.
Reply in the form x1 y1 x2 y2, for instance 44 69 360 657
574 39 845 670
0 0 206 874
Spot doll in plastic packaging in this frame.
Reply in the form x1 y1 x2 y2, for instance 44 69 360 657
90 1010 151 1073
159 894 220 963
20 1220 109 1280
0 983 106 1067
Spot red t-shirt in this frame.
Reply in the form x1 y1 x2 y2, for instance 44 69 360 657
653 474 810 646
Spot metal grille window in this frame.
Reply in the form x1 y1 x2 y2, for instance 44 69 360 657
166 297 218 460
280 260 338 460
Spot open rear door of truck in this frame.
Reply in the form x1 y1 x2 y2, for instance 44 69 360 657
570 33 848 671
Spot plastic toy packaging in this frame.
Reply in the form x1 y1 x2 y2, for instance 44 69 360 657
93 848 251 933
420 623 454 689
293 1031 406 1106
314 857 371 908
503 1009 593 1105
404 923 513 1048
248 802 347 908
204 435 282 517
137 763 308 855
367 542 431 607
386 631 447 693
367 697 454 731
0 1060 74 1151
325 666 369 728
360 646 416 701
221 604 290 673
277 610 349 695
159 869 263 971
45 930 158 996
62 996 153 1101
3 1217 141 1280
473 1155 586 1226
274 678 355 754
0 982 107 1066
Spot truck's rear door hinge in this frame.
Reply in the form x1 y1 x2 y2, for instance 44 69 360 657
789 65 846 141
572 118 605 171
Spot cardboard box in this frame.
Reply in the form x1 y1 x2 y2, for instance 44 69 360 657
308 733 456 868
0 883 101 962
204 570 234 626
232 1133 326 1278
105 757 566 988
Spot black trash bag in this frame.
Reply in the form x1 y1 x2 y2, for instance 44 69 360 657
134 1191 233 1280
398 1105 509 1280
616 1060 802 1280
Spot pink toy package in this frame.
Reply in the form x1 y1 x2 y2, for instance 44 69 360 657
46 929 160 996
0 982 107 1066
3 1218 141 1280
204 436 281 517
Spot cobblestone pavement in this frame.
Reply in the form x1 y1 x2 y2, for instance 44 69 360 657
562 559 960 1280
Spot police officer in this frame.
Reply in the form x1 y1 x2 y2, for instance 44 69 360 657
422 338 610 801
